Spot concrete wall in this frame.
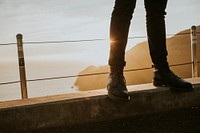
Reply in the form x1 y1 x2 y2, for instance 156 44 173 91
0 78 200 132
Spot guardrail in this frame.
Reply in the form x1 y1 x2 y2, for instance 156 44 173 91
0 26 199 99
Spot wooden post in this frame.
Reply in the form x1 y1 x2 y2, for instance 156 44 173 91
190 26 198 78
16 34 28 99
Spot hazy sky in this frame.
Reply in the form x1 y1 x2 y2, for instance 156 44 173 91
0 0 199 41
0 0 200 64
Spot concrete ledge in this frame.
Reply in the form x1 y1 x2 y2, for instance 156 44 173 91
0 78 200 132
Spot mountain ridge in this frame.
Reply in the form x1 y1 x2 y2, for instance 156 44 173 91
75 26 200 90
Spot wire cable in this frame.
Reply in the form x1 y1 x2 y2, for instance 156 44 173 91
26 62 193 83
0 61 195 85
24 38 108 45
0 32 196 46
0 42 17 46
0 81 20 86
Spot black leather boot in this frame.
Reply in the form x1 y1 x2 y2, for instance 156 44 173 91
107 66 130 101
153 63 194 92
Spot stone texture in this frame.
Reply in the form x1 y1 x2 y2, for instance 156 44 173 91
0 78 200 133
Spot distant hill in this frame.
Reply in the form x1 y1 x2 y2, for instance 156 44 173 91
75 26 200 90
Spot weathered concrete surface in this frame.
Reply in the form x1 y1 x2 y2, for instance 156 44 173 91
0 78 200 133
38 106 200 133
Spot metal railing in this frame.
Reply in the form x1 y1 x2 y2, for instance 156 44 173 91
0 26 199 99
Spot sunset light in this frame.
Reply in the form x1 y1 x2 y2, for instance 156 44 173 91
0 0 199 101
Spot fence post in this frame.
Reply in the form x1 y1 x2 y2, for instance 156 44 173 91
190 26 198 78
16 34 28 99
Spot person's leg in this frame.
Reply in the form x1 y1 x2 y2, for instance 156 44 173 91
108 0 136 101
145 0 193 91
109 0 136 66
145 0 168 65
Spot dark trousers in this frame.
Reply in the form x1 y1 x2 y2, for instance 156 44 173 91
109 0 168 66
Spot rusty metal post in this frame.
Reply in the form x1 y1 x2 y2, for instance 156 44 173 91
16 34 28 99
190 26 198 78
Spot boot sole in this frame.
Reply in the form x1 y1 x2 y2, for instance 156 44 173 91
153 80 194 92
169 86 194 92
108 91 130 102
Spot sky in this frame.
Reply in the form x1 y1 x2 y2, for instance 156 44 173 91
0 0 199 65
0 0 199 41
